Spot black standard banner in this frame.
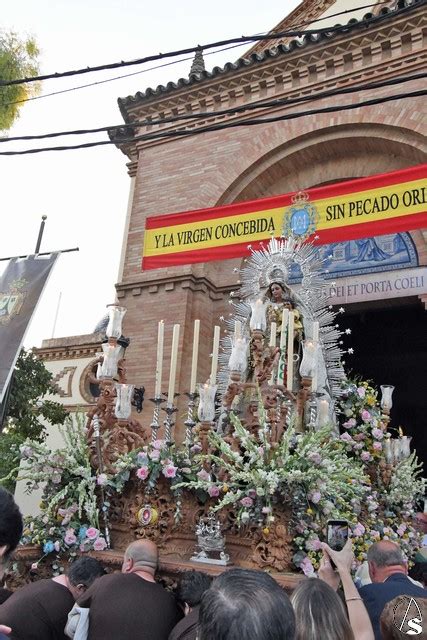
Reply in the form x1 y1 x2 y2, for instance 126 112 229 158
0 253 58 403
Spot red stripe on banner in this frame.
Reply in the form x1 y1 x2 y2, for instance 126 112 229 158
145 164 427 231
141 210 427 270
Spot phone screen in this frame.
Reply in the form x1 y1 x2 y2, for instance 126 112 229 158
326 521 348 551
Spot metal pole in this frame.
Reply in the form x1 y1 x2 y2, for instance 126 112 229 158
35 215 47 254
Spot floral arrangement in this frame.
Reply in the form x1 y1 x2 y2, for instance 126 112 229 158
7 414 107 569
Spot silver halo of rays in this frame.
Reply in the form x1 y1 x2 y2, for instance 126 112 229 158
217 235 347 408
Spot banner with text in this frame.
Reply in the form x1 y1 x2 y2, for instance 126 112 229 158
0 254 58 404
142 164 427 270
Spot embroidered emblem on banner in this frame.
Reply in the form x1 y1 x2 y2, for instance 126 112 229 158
0 277 27 325
282 191 319 239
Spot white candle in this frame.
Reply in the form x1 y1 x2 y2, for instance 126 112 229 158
312 321 319 342
154 320 164 397
269 322 277 347
210 325 220 384
189 319 200 394
234 320 241 340
318 399 329 427
279 309 289 349
167 324 180 405
286 312 294 390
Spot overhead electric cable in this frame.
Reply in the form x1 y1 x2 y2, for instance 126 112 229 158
0 89 424 155
0 2 392 105
0 0 421 88
1 72 424 143
1 42 248 107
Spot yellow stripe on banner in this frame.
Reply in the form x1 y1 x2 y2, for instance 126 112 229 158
143 179 426 257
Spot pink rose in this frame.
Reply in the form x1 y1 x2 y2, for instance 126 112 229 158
361 451 372 462
190 444 202 454
361 410 371 422
300 557 315 577
372 428 384 440
353 523 365 537
152 439 166 450
149 449 161 461
262 506 272 514
197 469 210 482
306 538 322 551
308 452 321 464
357 387 366 399
136 466 149 480
93 537 107 551
240 497 253 508
86 527 99 540
208 485 220 498
64 532 77 545
372 441 382 451
310 491 321 504
162 465 178 478
340 433 353 443
97 473 108 486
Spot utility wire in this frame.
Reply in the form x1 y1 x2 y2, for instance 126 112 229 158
1 42 248 108
0 2 392 106
0 0 420 88
0 89 424 155
1 71 424 144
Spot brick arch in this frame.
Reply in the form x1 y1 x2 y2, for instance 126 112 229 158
215 122 426 206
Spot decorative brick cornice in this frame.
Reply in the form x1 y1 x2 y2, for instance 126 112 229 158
34 333 103 361
116 273 234 301
113 3 426 158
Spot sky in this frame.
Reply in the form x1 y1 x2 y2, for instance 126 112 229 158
1 0 305 348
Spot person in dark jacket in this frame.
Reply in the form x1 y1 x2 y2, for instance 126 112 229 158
0 487 23 638
359 540 426 640
168 570 212 640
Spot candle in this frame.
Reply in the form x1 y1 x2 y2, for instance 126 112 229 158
234 320 242 340
279 309 289 349
189 319 200 394
210 325 220 384
167 324 180 405
312 321 319 342
154 320 164 397
383 438 393 463
318 399 329 427
269 322 277 347
286 312 294 390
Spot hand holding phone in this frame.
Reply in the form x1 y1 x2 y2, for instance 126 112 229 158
326 519 349 551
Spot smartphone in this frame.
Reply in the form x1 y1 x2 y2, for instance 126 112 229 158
326 519 349 551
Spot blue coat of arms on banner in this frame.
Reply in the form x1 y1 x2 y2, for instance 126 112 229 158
282 191 319 239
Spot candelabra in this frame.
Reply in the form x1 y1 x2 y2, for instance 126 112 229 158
150 395 165 443
184 391 198 447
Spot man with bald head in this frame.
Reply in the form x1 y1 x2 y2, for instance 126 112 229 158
78 539 182 639
360 539 426 639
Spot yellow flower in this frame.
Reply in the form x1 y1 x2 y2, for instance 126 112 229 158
222 484 229 493
306 508 313 516
263 527 270 535
366 396 376 406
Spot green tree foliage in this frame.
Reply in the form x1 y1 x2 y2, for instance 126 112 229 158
0 350 68 491
0 30 41 131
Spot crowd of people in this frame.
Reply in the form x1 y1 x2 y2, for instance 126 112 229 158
0 487 426 639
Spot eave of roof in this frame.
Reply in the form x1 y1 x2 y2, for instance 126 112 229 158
117 0 423 123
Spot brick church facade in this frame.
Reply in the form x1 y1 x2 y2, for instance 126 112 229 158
36 0 426 450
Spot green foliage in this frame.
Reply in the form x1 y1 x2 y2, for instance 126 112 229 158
0 349 68 490
0 30 41 131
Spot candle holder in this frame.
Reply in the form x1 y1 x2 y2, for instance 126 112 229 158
306 392 318 431
150 395 166 443
91 413 111 548
114 383 135 420
105 304 127 339
184 391 198 447
198 382 217 423
98 341 123 378
163 403 178 444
